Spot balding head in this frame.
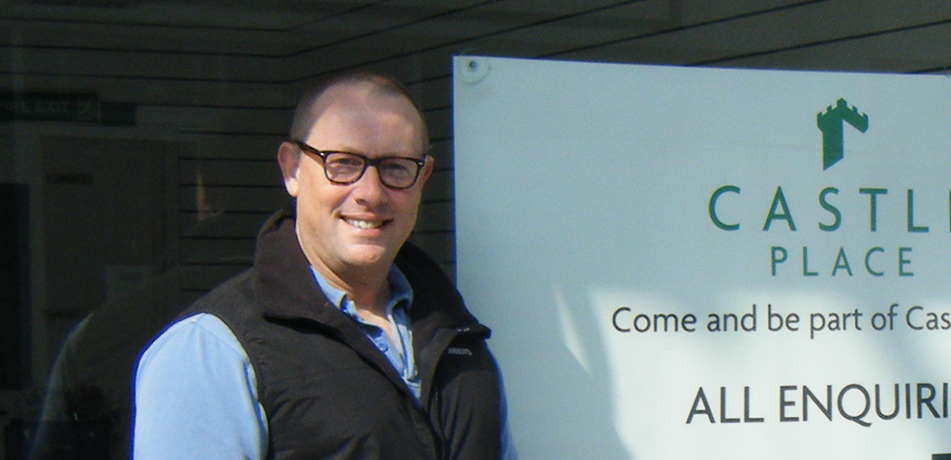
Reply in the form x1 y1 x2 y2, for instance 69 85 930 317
289 71 429 149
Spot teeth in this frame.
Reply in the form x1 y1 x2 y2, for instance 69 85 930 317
347 219 383 229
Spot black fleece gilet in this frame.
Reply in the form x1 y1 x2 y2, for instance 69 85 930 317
182 210 504 460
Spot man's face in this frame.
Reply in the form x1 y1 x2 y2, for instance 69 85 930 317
279 83 432 279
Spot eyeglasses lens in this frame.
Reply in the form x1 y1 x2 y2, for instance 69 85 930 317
324 152 419 188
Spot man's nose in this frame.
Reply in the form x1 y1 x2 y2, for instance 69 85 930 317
350 165 388 202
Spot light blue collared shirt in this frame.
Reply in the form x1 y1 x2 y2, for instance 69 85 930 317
310 265 421 399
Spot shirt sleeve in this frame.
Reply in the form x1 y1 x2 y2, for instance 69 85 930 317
133 313 268 460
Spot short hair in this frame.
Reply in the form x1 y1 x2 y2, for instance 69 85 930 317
288 70 429 148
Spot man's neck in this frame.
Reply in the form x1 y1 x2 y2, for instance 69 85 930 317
317 263 393 317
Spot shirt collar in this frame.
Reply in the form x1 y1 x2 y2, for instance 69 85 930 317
309 265 414 315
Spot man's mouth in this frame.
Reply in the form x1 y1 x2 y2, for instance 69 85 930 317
344 218 386 229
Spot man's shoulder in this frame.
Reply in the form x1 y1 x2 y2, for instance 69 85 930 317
395 242 455 294
152 313 245 354
395 242 489 337
183 268 258 324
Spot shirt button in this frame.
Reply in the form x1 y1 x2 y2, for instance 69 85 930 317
379 343 389 352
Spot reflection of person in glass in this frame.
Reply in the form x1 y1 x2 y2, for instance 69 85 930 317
133 71 515 459
29 202 236 460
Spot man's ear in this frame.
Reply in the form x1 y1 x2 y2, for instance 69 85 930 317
277 142 301 197
417 155 435 189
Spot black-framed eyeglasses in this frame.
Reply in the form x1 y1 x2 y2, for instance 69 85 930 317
292 139 428 190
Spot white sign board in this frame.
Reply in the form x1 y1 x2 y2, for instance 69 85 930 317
453 56 951 460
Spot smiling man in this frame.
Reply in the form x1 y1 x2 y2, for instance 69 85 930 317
133 72 514 460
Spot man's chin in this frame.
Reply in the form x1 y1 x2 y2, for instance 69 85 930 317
341 244 397 268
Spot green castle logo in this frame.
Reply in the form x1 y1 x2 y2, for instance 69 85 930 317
817 98 868 170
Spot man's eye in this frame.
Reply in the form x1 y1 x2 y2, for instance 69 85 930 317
328 156 363 169
380 162 412 174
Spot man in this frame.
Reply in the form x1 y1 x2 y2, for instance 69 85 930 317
133 71 514 459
